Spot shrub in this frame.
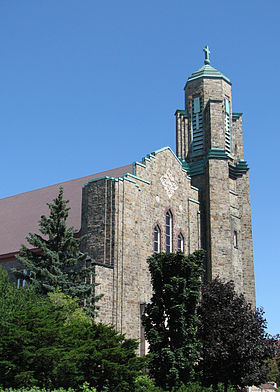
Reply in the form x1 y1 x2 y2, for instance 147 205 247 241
134 375 163 391
0 271 146 391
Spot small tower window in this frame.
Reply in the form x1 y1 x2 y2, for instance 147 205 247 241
154 225 161 253
191 97 203 154
178 233 184 252
140 303 150 356
224 98 231 154
166 211 173 252
233 231 238 249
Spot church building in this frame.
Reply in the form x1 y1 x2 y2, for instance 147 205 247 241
0 47 255 352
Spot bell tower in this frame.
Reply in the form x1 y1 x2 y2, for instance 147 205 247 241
176 47 255 305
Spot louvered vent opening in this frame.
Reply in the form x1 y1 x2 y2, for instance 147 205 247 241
225 99 231 154
191 97 203 153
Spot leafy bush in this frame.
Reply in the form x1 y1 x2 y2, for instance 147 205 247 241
173 383 237 391
0 387 97 392
134 375 163 391
0 382 239 392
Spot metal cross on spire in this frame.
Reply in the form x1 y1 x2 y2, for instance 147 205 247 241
203 45 210 65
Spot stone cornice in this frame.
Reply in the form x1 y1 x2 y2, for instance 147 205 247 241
180 150 249 179
229 160 249 179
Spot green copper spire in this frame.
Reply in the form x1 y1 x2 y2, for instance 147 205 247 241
186 46 231 85
203 45 210 65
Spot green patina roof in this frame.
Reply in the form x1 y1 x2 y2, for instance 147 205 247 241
187 46 231 85
232 112 243 121
187 64 231 84
175 109 189 118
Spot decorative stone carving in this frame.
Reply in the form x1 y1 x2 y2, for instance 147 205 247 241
160 169 178 199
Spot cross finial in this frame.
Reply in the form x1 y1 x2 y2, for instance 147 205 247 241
203 45 210 65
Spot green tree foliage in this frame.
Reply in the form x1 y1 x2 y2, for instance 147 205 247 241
0 269 146 391
266 340 280 385
55 317 146 391
14 187 100 315
0 268 44 387
266 357 280 385
0 384 239 392
197 278 276 392
0 388 97 392
142 251 205 391
134 375 163 392
174 383 237 392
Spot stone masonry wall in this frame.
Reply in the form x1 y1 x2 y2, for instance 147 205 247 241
81 179 115 266
191 170 211 281
82 148 200 348
229 178 243 293
94 264 114 325
206 158 255 305
176 112 189 159
81 178 116 326
183 78 232 161
236 173 255 306
181 75 255 305
231 116 244 161
208 158 233 282
209 100 225 150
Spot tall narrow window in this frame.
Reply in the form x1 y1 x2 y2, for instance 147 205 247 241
154 225 161 253
191 97 203 154
17 269 27 288
233 230 238 249
225 98 231 154
166 211 173 252
178 233 184 252
140 303 150 356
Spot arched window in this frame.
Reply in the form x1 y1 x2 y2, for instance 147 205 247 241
178 233 184 252
166 211 173 252
154 225 161 253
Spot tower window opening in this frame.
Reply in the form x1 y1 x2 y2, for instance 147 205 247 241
178 233 184 252
154 225 161 253
225 98 231 154
166 211 173 252
191 97 203 154
233 230 238 249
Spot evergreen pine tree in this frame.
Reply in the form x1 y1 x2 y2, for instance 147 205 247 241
14 187 100 315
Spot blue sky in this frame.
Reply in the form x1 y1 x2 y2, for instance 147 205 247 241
0 0 279 334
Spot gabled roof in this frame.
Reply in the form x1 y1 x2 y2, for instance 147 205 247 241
0 164 132 259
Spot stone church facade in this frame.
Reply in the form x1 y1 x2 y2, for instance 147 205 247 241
0 47 255 351
82 147 201 345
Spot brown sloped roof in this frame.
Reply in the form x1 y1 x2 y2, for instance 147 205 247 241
0 164 132 258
